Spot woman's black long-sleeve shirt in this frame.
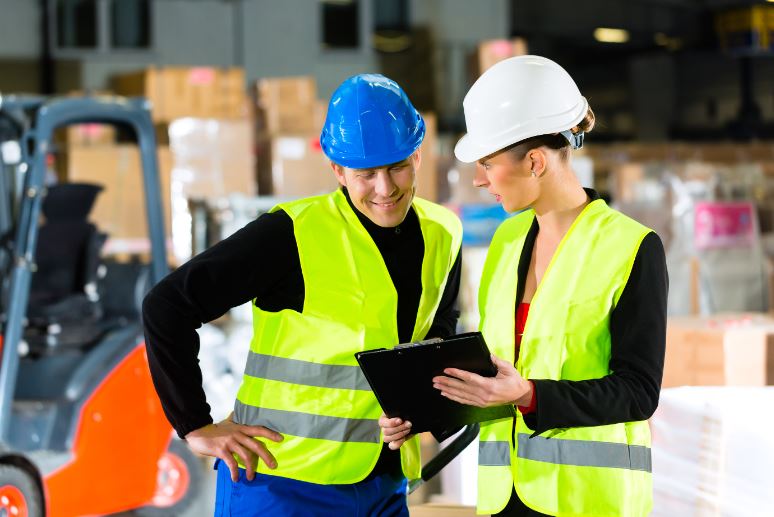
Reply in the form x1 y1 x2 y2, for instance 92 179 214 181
518 190 669 434
142 190 462 440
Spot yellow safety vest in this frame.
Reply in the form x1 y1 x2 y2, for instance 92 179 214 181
233 189 462 484
477 199 652 516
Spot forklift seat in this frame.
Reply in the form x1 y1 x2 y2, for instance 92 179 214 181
25 183 107 354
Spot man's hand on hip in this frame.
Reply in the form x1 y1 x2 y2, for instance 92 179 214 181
185 416 284 482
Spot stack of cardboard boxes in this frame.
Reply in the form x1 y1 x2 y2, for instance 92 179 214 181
55 145 173 257
475 37 528 76
253 76 334 197
663 314 774 388
55 66 253 262
111 67 247 123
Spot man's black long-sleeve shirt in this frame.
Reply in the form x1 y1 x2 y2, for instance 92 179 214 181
142 190 462 440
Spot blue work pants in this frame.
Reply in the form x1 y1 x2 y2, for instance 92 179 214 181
214 459 409 517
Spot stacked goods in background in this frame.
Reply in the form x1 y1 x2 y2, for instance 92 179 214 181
650 387 774 514
582 142 774 316
111 67 247 123
54 123 116 147
52 66 255 263
474 37 528 76
253 75 440 201
253 75 336 198
715 4 774 54
53 145 173 259
663 313 774 388
167 118 256 264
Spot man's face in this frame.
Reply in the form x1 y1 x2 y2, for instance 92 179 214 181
332 151 420 228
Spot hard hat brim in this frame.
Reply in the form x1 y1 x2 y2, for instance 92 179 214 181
454 96 589 163
328 142 423 169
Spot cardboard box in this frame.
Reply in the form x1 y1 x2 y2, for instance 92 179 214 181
416 112 438 202
270 134 339 197
408 504 477 517
477 37 528 75
168 118 256 200
112 67 248 122
57 145 172 243
255 76 318 133
664 314 774 387
54 124 116 146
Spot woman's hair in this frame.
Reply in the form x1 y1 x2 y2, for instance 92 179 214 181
505 107 595 162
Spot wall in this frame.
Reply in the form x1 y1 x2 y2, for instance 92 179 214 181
0 0 771 137
0 0 508 115
239 0 376 100
81 0 235 89
411 0 509 124
0 0 40 58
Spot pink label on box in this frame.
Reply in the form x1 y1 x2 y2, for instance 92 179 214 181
491 40 513 56
694 201 755 249
188 67 216 85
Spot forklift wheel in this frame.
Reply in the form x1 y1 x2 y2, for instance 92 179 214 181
0 464 43 517
135 440 203 516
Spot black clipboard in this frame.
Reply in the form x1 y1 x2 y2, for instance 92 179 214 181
355 332 516 433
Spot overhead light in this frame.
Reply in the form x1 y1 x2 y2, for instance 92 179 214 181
594 28 630 44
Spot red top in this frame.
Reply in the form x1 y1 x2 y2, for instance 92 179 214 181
515 303 537 414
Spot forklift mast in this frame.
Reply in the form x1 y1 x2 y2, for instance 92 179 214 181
0 95 169 443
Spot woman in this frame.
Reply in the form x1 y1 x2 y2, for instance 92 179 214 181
380 55 667 516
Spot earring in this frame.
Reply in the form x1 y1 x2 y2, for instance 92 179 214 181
530 170 537 177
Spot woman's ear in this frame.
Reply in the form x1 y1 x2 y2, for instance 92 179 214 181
528 149 547 178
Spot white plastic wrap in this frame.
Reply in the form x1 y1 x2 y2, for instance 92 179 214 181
641 162 768 315
197 321 252 421
651 387 774 516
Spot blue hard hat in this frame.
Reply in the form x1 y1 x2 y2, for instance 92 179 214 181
320 74 425 169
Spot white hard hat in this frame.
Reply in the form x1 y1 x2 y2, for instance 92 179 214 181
454 55 588 163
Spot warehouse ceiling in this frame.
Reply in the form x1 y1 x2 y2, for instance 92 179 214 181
511 0 733 56
507 0 774 140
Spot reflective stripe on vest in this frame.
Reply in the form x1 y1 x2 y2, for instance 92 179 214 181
235 190 462 485
244 351 371 391
477 199 654 517
517 434 652 472
479 440 510 466
234 401 381 443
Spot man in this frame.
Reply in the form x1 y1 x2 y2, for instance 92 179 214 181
142 73 463 516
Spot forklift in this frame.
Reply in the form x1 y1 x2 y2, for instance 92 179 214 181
0 95 202 516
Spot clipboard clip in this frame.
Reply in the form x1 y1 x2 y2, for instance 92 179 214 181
394 336 444 349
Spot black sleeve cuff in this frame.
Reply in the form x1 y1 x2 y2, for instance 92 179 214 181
175 415 215 440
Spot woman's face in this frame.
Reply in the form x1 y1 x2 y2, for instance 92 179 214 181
474 149 538 213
